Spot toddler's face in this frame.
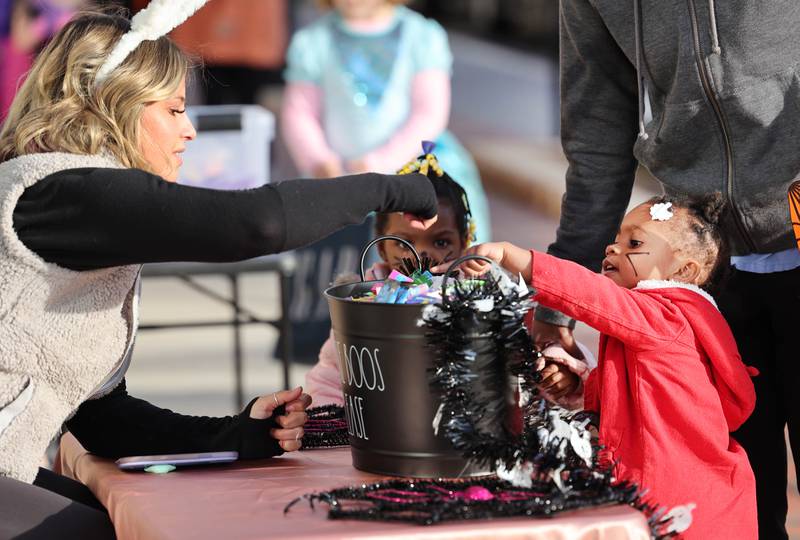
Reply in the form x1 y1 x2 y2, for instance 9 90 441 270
602 203 692 289
379 203 464 271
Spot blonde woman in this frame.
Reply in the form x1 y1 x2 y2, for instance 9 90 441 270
0 8 437 538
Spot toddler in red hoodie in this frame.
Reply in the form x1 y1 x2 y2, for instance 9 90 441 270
444 193 757 539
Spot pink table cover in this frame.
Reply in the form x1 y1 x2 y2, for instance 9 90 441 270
57 432 650 540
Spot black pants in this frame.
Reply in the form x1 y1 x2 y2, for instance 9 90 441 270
718 266 800 540
0 468 115 540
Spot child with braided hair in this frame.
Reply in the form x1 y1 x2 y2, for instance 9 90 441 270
444 193 758 540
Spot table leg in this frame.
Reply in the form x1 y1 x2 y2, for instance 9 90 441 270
279 270 293 390
230 274 244 410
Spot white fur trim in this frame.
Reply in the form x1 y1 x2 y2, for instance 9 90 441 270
95 0 210 85
634 279 718 309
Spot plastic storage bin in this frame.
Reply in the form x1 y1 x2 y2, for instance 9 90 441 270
178 104 274 190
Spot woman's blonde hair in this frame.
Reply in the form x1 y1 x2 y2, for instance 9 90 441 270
0 9 189 170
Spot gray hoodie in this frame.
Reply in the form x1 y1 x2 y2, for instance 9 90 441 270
553 0 800 270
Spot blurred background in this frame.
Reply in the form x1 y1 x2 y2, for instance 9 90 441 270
0 1 796 532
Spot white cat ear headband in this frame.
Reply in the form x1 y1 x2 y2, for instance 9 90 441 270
94 0 210 87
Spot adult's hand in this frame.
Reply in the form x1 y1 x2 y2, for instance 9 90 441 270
532 320 582 358
536 344 589 408
538 362 581 401
249 386 312 452
401 213 438 230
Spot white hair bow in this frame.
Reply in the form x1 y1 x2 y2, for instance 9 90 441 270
94 0 210 86
649 202 674 221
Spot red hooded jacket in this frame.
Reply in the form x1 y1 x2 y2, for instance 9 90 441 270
531 251 757 540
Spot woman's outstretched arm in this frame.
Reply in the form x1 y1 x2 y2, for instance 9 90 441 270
13 167 437 270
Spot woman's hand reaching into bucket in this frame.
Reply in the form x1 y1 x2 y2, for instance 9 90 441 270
250 386 312 452
402 213 438 231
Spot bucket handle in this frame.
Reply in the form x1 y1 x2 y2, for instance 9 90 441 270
359 235 421 281
440 254 501 303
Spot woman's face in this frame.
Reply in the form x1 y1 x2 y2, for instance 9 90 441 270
139 78 196 182
378 202 465 270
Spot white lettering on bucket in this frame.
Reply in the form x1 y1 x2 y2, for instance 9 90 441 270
343 392 369 440
335 341 385 392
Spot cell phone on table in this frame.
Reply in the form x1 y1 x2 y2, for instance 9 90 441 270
115 451 238 471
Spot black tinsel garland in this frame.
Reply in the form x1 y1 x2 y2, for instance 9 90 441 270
424 272 542 472
287 273 687 538
401 255 436 275
284 474 644 526
301 405 349 449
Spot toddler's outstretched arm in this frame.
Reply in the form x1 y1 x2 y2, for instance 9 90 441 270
437 242 685 348
437 241 533 281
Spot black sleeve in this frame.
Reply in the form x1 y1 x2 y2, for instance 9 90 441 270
66 380 283 460
13 168 437 271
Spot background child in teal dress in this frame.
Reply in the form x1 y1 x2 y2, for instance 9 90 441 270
281 0 491 243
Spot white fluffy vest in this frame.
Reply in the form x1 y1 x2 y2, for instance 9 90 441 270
0 153 141 483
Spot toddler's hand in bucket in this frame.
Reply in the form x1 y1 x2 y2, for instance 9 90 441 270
431 242 509 275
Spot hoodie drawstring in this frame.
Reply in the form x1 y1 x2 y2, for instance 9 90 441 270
707 0 722 55
633 0 648 140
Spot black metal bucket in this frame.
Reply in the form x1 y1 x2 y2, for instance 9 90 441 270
323 236 489 478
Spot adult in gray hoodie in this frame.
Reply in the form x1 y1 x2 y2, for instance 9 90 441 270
540 2 800 538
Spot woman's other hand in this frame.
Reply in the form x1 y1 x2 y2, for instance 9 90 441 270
250 386 312 452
